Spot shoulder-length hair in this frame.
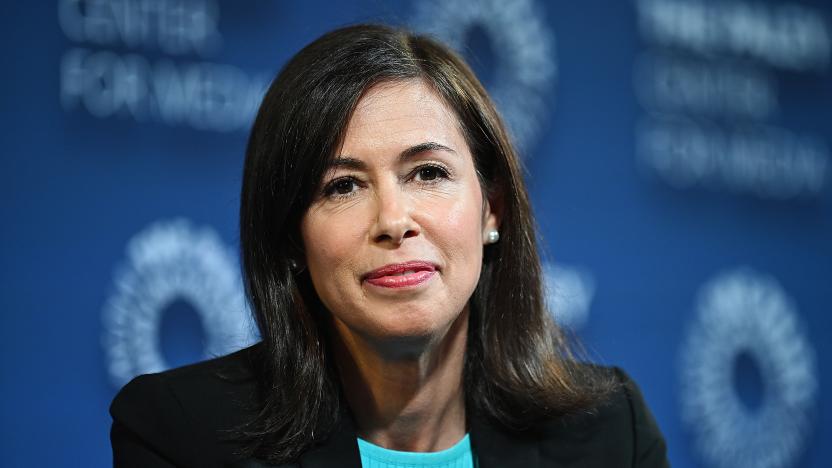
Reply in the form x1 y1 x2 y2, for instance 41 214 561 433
239 23 615 464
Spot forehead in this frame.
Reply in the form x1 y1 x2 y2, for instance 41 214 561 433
340 79 466 155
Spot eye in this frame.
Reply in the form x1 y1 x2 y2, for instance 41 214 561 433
413 164 450 182
332 179 355 194
322 177 359 198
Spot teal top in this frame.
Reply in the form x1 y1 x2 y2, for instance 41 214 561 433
357 434 475 468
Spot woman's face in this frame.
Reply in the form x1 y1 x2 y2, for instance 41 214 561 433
300 79 499 352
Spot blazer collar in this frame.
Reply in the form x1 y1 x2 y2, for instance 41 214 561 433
298 405 362 468
469 413 541 468
297 408 540 468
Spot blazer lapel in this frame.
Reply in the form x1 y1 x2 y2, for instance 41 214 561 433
470 414 541 468
299 407 363 468
296 407 541 468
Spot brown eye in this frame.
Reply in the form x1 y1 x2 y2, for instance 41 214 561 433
334 179 355 194
323 177 359 198
419 166 439 181
413 164 450 182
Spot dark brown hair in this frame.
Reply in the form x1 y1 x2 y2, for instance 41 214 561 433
239 23 615 464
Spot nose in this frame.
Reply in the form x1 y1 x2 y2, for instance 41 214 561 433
370 183 420 246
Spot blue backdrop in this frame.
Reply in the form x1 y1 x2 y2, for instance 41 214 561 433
2 1 830 467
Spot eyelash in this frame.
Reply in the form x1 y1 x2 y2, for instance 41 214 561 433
321 163 452 200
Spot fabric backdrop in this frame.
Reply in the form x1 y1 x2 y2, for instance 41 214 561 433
1 1 830 467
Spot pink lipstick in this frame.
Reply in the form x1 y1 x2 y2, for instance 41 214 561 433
363 261 437 289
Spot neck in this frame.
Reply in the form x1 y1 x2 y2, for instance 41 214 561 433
332 308 469 453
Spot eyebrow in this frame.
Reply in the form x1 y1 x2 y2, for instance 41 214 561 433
329 141 457 171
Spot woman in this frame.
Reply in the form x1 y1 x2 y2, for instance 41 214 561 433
110 24 669 467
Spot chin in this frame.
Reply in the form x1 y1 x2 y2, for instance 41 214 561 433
378 318 444 342
372 310 466 351
370 332 446 359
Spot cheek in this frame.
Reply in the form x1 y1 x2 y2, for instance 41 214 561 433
303 203 366 255
451 183 485 240
444 205 482 248
423 188 484 272
301 213 365 292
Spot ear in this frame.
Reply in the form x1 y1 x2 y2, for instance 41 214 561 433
482 186 504 244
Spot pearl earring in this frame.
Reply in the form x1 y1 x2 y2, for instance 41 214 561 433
486 230 500 244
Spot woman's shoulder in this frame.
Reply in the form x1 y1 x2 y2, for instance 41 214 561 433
110 342 263 420
538 364 669 468
109 343 266 467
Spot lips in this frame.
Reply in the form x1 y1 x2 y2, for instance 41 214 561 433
363 261 438 288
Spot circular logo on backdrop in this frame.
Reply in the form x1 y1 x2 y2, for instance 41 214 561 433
411 0 557 152
679 268 818 468
102 218 256 387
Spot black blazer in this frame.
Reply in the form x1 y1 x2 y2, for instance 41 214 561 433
110 344 670 467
